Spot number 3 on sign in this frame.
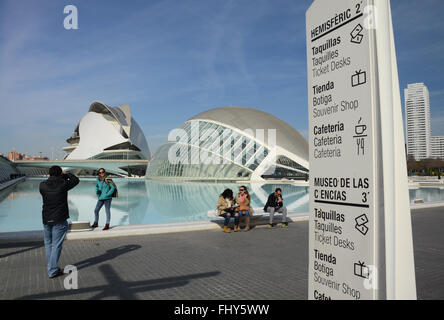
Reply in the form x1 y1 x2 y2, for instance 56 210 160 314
362 192 368 203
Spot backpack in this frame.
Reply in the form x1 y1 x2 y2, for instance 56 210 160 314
105 178 118 198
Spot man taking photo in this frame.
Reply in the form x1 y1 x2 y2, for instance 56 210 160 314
39 166 79 278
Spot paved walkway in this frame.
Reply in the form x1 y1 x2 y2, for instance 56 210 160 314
0 207 443 300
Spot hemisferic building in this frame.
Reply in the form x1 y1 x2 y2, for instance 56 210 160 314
146 106 309 181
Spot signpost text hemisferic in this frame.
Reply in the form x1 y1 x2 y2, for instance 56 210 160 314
306 0 416 300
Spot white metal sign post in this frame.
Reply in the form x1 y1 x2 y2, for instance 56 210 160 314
306 0 416 300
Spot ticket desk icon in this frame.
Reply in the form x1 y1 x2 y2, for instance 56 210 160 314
350 24 364 44
355 214 369 235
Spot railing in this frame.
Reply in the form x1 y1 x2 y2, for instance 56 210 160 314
409 176 443 181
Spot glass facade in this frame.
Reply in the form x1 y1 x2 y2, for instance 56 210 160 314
147 120 270 180
276 155 309 173
89 152 144 160
261 166 307 179
146 119 308 180
0 157 20 183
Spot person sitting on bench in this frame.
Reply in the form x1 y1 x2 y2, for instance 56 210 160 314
264 188 288 228
217 189 238 233
235 186 251 232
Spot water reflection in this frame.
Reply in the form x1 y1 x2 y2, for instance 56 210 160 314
1 178 443 233
409 187 444 203
145 181 310 222
65 179 150 226
0 178 310 232
146 181 233 220
0 178 150 232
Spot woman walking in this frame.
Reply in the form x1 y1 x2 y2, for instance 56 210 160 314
91 168 115 230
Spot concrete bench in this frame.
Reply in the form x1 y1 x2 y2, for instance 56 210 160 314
68 221 92 232
207 207 266 228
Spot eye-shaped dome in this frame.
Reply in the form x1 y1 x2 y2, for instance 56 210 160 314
146 106 309 181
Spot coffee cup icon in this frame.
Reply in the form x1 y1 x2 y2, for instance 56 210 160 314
355 124 367 135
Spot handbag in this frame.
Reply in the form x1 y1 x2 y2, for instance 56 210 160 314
225 207 235 214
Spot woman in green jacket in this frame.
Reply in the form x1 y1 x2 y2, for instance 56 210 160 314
91 168 115 230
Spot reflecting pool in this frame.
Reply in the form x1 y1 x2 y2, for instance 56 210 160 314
2 179 442 233
409 187 444 204
0 178 309 232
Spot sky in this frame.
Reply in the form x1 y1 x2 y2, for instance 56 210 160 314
1 0 444 159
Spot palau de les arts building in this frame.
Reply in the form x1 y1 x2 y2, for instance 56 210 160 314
145 107 309 181
62 101 151 176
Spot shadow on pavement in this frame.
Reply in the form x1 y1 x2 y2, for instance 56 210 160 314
72 244 141 271
0 241 44 259
17 264 221 300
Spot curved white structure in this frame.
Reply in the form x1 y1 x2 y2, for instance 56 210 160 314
146 106 309 181
64 102 150 161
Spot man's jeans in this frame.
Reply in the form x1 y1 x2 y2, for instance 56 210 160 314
43 221 68 277
267 206 288 224
94 199 112 224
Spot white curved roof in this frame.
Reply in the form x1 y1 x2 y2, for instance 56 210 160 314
188 106 309 161
89 102 131 137
66 102 150 160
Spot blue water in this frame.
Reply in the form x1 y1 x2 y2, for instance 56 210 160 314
1 179 442 233
409 187 444 204
0 178 309 232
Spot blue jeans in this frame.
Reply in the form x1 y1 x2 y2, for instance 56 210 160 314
43 221 68 277
238 210 250 217
94 199 112 224
220 212 239 226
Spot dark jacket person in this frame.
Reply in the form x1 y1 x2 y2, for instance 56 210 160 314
263 188 288 227
39 166 79 278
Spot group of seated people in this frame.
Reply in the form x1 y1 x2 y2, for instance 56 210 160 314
217 186 288 233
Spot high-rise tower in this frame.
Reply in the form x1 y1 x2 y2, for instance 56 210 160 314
405 83 431 160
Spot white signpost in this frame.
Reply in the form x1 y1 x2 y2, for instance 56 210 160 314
306 0 416 300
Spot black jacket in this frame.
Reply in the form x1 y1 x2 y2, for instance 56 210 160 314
264 193 283 212
39 173 79 225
